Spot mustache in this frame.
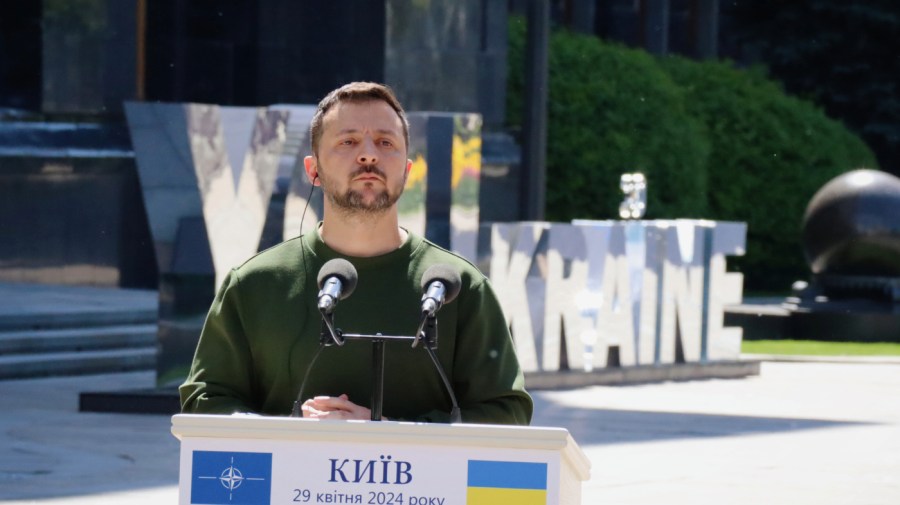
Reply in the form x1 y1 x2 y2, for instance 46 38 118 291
350 165 386 179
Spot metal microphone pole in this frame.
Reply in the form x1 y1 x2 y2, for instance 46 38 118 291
371 335 384 421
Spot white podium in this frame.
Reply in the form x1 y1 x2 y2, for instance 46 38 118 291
172 414 590 505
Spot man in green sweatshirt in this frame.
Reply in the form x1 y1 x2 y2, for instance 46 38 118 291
179 82 533 425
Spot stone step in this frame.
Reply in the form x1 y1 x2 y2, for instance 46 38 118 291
0 308 158 332
0 282 158 331
0 347 156 380
0 324 157 355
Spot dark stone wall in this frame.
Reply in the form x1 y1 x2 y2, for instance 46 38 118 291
257 0 387 104
0 152 157 289
384 0 509 130
0 0 507 290
145 0 386 106
0 2 42 111
41 0 137 115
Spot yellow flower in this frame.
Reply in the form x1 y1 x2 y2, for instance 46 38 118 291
405 153 427 189
452 135 481 189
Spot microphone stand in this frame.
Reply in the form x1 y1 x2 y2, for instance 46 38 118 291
419 313 462 423
310 309 461 423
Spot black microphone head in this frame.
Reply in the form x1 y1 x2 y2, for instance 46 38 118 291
421 264 462 304
317 259 358 299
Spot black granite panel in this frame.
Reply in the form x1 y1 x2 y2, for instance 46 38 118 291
480 132 521 223
387 0 481 50
0 2 42 110
642 0 671 55
424 115 454 249
144 0 184 102
245 0 385 105
386 51 481 113
0 155 157 288
41 0 137 115
478 0 509 129
477 51 508 129
103 0 138 113
600 0 642 47
296 0 384 100
667 0 693 57
570 0 598 34
145 0 259 105
385 0 482 113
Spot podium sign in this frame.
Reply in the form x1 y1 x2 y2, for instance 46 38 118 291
172 414 590 505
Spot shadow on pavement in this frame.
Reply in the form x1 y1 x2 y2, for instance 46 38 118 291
532 402 868 446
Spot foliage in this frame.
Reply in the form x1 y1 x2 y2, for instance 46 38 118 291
657 55 877 289
507 17 878 291
729 0 900 175
506 18 711 221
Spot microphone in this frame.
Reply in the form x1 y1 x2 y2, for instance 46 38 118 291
292 260 357 416
416 265 463 422
420 265 462 316
317 259 358 314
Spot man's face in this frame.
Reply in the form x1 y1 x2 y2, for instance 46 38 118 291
311 100 411 215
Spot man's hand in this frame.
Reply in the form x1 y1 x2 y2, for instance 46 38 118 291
301 394 383 421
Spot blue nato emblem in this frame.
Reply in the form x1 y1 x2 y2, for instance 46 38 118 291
191 451 272 505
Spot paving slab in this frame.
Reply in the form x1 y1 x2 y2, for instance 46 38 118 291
1 361 898 504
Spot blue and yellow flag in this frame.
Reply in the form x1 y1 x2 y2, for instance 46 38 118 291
466 460 548 505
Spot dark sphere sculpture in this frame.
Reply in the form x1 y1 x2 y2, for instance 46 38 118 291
802 169 900 277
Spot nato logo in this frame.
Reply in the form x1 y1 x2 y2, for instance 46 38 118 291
191 450 272 505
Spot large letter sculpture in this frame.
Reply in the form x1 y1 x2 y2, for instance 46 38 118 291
481 220 746 373
126 102 288 385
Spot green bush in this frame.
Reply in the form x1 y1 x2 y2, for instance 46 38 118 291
507 19 878 291
506 18 711 221
657 55 878 290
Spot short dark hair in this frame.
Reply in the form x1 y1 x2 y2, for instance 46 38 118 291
309 82 409 156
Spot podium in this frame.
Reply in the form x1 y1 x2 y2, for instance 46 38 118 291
172 414 591 505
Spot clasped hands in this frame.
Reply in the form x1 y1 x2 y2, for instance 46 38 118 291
301 394 386 421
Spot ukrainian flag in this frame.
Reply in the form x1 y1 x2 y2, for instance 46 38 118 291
466 460 548 505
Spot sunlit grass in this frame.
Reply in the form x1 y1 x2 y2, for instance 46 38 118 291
742 340 900 356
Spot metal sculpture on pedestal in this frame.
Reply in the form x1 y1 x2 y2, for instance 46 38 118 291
786 169 900 341
728 169 900 343
618 172 647 219
801 169 900 298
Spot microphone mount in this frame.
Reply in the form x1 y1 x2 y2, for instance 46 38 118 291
294 262 463 423
311 310 460 423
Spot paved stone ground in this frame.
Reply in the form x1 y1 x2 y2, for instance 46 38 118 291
1 361 898 504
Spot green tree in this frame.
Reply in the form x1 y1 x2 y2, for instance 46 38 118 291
507 19 878 291
507 18 710 221
658 56 878 289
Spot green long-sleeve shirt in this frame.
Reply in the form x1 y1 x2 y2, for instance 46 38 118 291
179 228 533 425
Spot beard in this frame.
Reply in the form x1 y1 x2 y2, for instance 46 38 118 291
319 163 406 215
